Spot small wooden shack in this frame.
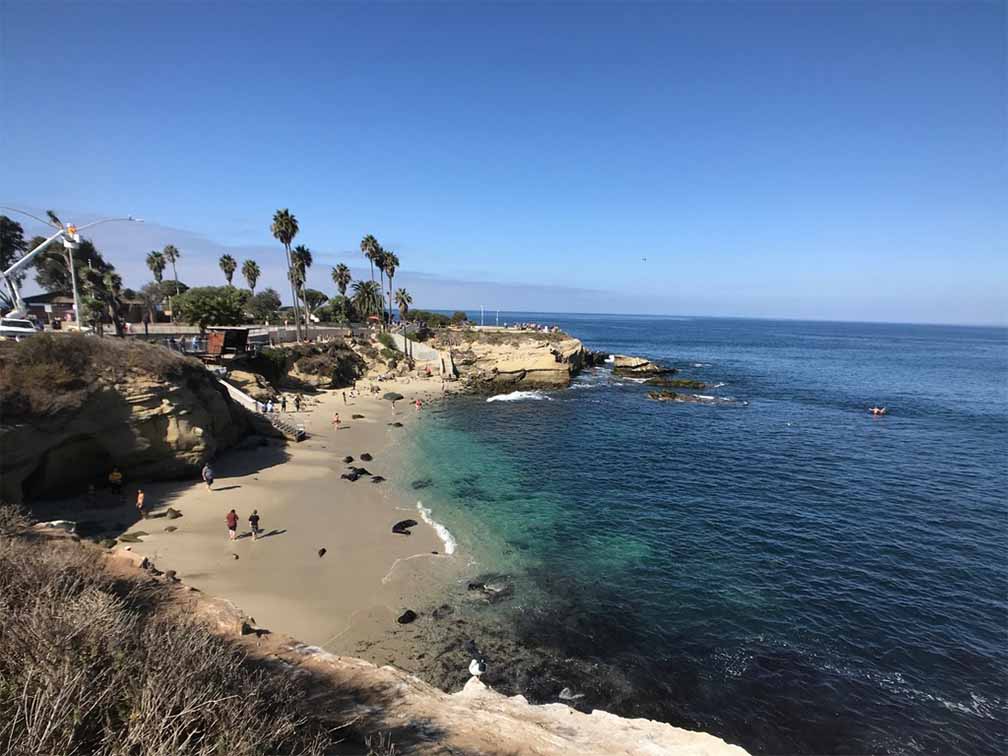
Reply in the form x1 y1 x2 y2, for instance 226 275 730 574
206 327 250 356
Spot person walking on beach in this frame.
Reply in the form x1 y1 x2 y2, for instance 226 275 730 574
294 394 302 412
332 412 341 430
135 489 145 518
226 509 238 541
108 467 124 499
280 395 287 412
342 391 347 404
202 463 214 491
249 509 261 540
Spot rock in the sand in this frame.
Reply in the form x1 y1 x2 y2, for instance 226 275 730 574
360 452 373 461
164 570 178 582
166 508 182 519
164 526 177 533
352 467 371 476
411 478 433 490
371 476 385 483
318 548 327 558
341 472 360 482
388 422 404 427
559 687 585 701
343 455 354 463
392 519 418 535
432 603 454 620
397 610 418 624
352 414 365 419
231 553 239 560
119 532 144 543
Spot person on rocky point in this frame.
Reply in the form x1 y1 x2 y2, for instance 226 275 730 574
135 489 146 519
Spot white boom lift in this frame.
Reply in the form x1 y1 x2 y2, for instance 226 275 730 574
0 208 141 325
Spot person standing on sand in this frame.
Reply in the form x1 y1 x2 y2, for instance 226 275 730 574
249 509 261 540
280 395 287 412
202 463 214 491
226 509 238 540
332 412 341 430
294 395 302 412
135 489 145 518
342 391 347 404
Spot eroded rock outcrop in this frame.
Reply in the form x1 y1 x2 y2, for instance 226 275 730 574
0 335 254 504
431 329 591 391
612 354 677 377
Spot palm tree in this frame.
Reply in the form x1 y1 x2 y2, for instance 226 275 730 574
383 250 399 327
360 234 379 283
331 263 351 296
395 287 412 322
271 209 301 340
242 259 261 294
162 245 181 295
351 280 383 320
146 250 165 284
374 246 388 326
291 244 313 331
219 254 237 286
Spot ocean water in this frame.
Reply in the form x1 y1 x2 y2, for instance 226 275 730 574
397 315 1007 755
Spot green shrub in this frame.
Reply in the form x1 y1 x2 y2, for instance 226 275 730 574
450 310 468 324
379 348 398 362
376 332 398 351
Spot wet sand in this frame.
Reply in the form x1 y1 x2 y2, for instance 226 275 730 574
105 377 466 665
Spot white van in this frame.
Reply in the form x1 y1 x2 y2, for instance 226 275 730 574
0 318 38 341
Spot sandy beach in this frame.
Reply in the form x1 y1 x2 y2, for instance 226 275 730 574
82 376 466 667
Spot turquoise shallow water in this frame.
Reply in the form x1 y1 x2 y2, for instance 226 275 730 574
396 315 1007 755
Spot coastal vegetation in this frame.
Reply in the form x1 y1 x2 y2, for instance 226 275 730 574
0 506 392 756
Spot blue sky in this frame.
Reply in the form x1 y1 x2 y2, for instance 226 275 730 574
2 1 1005 324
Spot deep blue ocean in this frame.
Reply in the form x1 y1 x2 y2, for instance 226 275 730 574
398 314 1007 755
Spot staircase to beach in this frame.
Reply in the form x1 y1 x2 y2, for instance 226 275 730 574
215 375 307 442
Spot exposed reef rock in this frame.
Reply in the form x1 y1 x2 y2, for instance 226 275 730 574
612 354 677 377
644 377 707 389
647 391 711 404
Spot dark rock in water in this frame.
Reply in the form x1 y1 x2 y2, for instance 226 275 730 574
392 519 418 535
164 526 177 533
467 581 485 591
411 478 433 490
647 391 713 404
388 422 404 427
317 548 327 558
371 476 385 483
352 414 365 419
166 508 182 519
343 455 354 463
432 603 454 620
466 574 514 603
643 377 706 389
360 452 373 461
397 609 418 624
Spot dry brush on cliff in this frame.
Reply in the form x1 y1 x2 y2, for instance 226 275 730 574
0 510 390 756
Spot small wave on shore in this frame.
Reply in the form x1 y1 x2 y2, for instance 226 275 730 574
486 390 551 402
417 501 457 555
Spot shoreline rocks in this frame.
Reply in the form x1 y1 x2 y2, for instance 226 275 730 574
611 354 677 377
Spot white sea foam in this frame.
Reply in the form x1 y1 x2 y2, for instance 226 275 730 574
417 501 457 555
692 362 712 368
486 390 551 402
570 381 602 390
712 382 726 389
695 394 716 401
604 355 615 363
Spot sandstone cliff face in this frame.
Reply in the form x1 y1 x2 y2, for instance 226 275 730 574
432 329 589 391
0 336 253 504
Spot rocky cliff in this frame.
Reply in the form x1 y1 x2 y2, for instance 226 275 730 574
0 335 254 504
430 328 593 391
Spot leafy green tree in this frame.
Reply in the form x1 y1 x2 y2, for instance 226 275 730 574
139 281 163 322
172 286 247 332
219 254 237 286
31 237 112 292
351 280 384 320
271 209 301 340
146 250 166 283
242 259 261 294
328 294 355 324
395 287 412 322
162 245 181 295
302 288 327 317
451 310 468 324
0 216 27 311
246 288 282 323
331 263 351 296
